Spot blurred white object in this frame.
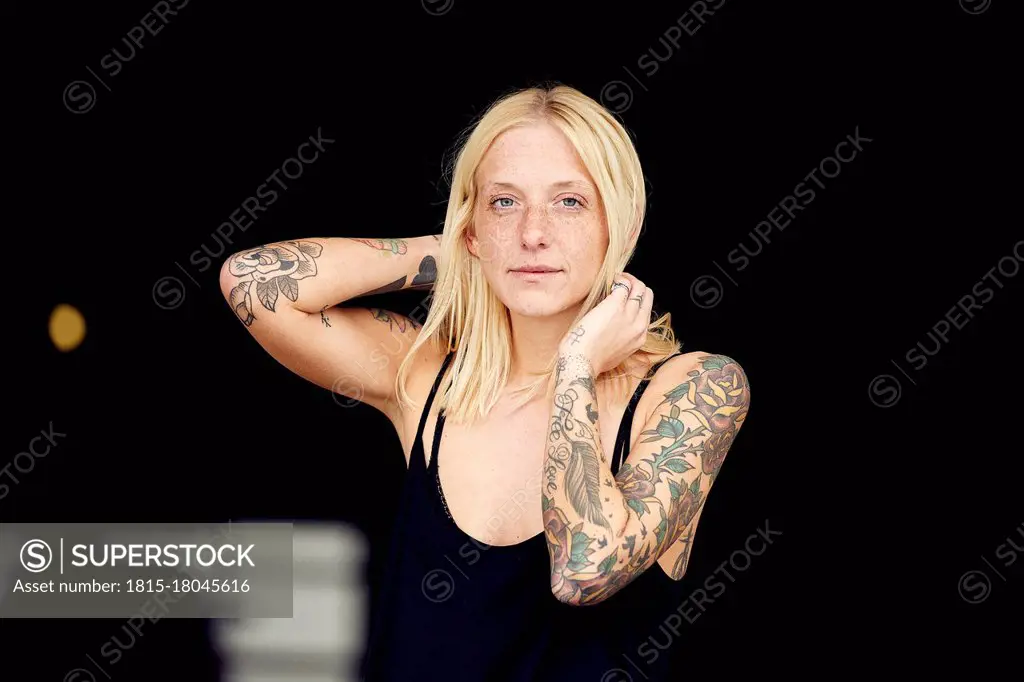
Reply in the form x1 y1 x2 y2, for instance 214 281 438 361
213 522 368 682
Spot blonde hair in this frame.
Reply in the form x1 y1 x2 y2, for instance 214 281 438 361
395 83 681 424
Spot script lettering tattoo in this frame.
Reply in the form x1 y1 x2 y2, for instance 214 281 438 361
320 304 331 328
226 241 323 327
568 325 585 345
545 357 567 495
545 353 750 604
546 353 607 527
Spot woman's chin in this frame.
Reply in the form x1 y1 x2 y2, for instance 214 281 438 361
504 292 577 318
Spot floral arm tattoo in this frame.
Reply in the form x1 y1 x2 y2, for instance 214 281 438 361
225 238 436 326
225 240 323 326
543 352 750 605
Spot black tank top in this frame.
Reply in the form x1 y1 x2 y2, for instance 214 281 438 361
362 350 687 681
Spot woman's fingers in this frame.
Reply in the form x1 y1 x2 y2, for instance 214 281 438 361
622 274 645 316
610 274 632 303
639 286 654 333
613 274 653 333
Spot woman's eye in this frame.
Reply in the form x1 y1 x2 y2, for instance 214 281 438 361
561 197 581 208
493 197 514 209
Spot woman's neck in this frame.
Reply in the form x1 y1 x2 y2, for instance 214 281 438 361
506 306 580 385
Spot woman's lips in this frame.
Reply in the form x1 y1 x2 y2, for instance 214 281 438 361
510 269 562 280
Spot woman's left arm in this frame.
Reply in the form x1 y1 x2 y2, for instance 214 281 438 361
543 350 751 606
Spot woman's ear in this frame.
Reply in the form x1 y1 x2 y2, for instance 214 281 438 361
465 230 479 258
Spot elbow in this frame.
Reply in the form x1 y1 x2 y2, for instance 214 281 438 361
550 585 581 607
549 573 618 607
550 585 611 608
219 253 249 308
547 533 625 606
218 254 238 300
549 570 580 606
219 254 255 326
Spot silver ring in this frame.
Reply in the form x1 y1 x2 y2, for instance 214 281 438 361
611 281 630 294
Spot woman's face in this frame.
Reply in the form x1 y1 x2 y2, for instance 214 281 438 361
467 120 609 318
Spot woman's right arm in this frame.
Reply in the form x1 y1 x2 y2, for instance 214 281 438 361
218 235 442 418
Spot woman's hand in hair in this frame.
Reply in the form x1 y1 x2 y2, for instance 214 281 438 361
557 272 654 376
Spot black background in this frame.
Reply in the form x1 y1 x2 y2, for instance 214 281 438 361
4 0 1020 678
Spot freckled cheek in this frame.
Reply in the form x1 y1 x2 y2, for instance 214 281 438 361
560 222 606 271
493 219 520 248
474 219 519 265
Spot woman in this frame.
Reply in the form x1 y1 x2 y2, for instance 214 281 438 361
219 84 750 681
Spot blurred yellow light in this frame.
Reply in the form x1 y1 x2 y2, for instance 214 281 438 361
49 303 86 351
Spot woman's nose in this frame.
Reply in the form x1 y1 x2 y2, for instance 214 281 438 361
520 207 551 248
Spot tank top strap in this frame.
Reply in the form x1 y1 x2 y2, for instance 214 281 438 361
612 351 685 475
410 350 455 475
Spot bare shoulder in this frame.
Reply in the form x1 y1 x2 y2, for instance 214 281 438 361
386 341 449 452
